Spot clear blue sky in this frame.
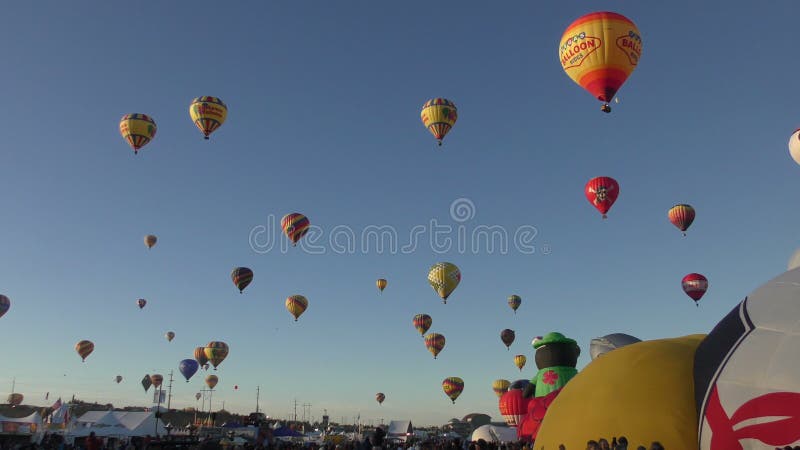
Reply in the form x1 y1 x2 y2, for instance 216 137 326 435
1 1 800 427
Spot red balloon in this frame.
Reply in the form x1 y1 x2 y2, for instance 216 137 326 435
682 273 708 304
585 177 620 219
499 389 531 428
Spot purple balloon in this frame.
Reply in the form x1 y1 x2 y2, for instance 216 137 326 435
179 359 199 382
0 295 9 319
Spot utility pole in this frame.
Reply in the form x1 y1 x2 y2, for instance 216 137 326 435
166 371 174 410
255 386 260 414
293 399 298 423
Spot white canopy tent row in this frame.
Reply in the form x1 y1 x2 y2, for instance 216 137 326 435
0 411 45 443
69 410 167 438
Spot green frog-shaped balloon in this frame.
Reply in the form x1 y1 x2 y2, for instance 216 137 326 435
527 332 581 398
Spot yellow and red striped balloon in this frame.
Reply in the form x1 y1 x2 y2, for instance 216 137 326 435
281 213 310 246
442 377 464 404
75 340 94 362
204 341 229 370
514 354 527 371
668 204 695 236
559 12 642 112
421 98 458 146
424 333 446 359
231 267 254 293
413 314 432 337
286 295 308 321
189 96 227 139
194 346 209 366
205 374 219 389
119 114 157 154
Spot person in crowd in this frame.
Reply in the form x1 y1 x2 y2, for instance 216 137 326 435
648 443 663 450
85 433 100 450
598 439 610 450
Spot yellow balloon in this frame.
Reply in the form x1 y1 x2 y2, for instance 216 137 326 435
535 335 703 449
427 262 461 303
376 278 387 293
513 354 526 371
286 295 308 321
420 98 457 146
119 114 157 154
189 96 227 139
559 12 642 112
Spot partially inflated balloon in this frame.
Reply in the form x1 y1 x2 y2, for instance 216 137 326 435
119 114 157 154
788 249 800 271
442 377 464 404
204 341 229 370
75 340 94 362
514 354 527 371
165 331 175 342
424 333 446 359
231 267 253 293
205 375 218 389
115 375 123 384
413 314 432 337
0 295 10 319
493 379 511 398
194 346 210 367
286 295 308 321
375 392 385 405
428 262 461 303
668 204 695 236
137 299 146 309
682 273 708 305
179 359 199 382
144 235 157 249
585 176 619 219
189 96 227 140
376 278 387 293
508 295 521 314
421 98 458 146
501 329 516 350
559 12 642 113
281 213 310 246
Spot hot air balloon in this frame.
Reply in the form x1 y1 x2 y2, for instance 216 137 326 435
493 379 511 398
75 340 94 362
189 96 227 140
442 377 464 404
7 393 23 407
376 393 385 405
421 98 458 146
788 249 800 271
234 385 238 390
789 128 800 166
509 379 530 391
413 314 432 337
137 299 146 309
195 392 202 401
668 204 695 236
204 342 229 370
115 376 123 384
499 389 530 427
205 375 218 390
585 176 620 219
231 267 254 293
682 273 708 306
165 331 175 342
202 364 209 371
142 375 152 392
150 374 164 388
119 114 157 154
376 278 387 293
179 359 199 382
428 262 461 303
281 213 310 246
144 235 157 249
194 347 210 367
559 12 642 113
514 354 527 371
501 329 516 350
508 295 521 314
286 295 308 321
424 333 446 359
0 295 10 319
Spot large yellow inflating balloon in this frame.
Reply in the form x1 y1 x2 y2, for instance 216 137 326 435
559 12 642 113
427 262 461 304
535 335 704 450
119 114 157 154
189 96 227 139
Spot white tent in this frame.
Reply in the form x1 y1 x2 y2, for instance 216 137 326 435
470 425 517 443
387 421 413 442
0 411 44 443
73 411 165 438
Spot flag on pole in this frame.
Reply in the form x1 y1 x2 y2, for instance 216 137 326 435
51 398 62 410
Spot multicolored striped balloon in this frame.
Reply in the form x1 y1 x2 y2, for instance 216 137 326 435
442 377 464 404
231 267 254 293
286 295 309 321
413 314 432 337
668 204 695 236
75 340 94 362
119 113 157 154
424 333 446 359
137 298 147 309
493 379 511 398
508 295 521 314
421 98 458 146
194 346 209 367
144 235 157 249
281 213 310 246
375 392 385 405
376 278 387 293
189 96 227 140
501 329 516 350
204 341 229 370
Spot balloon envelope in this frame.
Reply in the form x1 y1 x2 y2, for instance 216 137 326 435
442 377 464 403
492 379 511 398
428 262 461 303
205 375 218 389
420 98 458 145
507 295 521 313
7 393 23 406
281 213 310 245
75 340 94 361
499 389 530 427
150 374 163 388
285 295 308 321
194 346 209 366
141 375 152 392
789 128 800 165
204 342 229 369
376 278 387 293
500 329 515 349
115 376 123 384
0 295 10 319
668 204 695 235
413 314 432 337
375 393 385 404
589 333 642 360
682 273 708 302
165 331 175 342
231 267 254 293
137 299 146 309
144 235 157 249
179 359 200 382
585 176 620 218
119 114 156 154
424 333 446 359
514 355 527 371
788 249 800 271
189 96 227 139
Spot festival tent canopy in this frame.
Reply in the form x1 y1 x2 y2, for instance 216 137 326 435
272 426 305 437
387 421 413 442
470 425 518 443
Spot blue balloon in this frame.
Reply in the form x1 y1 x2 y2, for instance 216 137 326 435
179 359 199 382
